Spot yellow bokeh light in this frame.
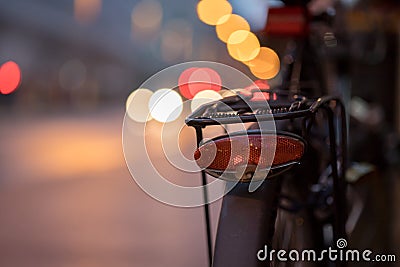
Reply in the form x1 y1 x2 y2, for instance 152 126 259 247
216 14 250 43
126 88 153 122
197 0 232 26
149 89 183 123
191 90 222 112
227 30 261 62
247 47 280 79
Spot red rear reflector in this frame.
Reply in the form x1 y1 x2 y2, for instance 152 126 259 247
194 134 305 173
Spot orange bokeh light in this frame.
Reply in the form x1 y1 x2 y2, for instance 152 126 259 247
227 30 260 62
247 47 280 79
216 14 250 43
197 0 232 26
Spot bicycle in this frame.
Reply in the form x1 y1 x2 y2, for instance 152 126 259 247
185 2 349 267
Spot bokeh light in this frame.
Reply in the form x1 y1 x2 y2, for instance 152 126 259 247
149 89 183 123
220 89 237 98
245 79 270 90
191 89 222 112
131 0 163 33
247 47 280 79
0 61 21 95
227 30 260 61
74 0 102 25
197 0 232 26
189 68 221 96
126 88 153 122
178 67 222 99
216 14 250 43
178 68 198 99
247 80 271 101
255 79 270 89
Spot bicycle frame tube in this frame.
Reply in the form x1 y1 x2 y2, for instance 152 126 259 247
213 180 282 267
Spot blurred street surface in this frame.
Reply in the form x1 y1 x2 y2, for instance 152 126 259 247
0 108 221 267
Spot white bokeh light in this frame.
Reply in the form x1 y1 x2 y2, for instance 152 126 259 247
149 89 183 123
220 89 238 97
126 88 153 122
191 89 223 112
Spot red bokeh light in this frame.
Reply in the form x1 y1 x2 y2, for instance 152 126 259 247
244 80 270 101
178 67 222 99
178 67 198 99
0 61 22 95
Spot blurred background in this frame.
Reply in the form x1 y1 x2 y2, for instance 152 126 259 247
0 0 399 266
